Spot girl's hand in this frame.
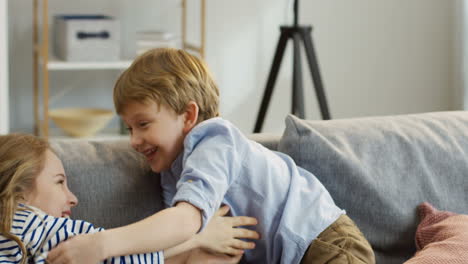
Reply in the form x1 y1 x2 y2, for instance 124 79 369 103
195 205 260 255
47 233 105 264
187 249 243 264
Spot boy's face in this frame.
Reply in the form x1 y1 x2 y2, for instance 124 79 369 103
121 101 187 173
25 150 78 218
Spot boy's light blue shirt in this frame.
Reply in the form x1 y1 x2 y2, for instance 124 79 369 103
161 118 344 264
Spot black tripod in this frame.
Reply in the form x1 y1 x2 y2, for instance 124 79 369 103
253 0 331 132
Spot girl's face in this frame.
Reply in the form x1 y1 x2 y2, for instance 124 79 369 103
24 150 78 218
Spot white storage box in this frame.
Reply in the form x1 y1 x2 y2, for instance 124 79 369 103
135 31 180 56
53 15 120 62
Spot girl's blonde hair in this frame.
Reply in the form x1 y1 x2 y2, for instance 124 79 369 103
114 48 220 122
0 133 49 264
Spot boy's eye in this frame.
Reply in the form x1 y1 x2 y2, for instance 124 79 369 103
57 180 65 185
126 126 133 133
139 122 148 128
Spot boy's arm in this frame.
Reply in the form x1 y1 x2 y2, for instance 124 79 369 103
47 202 201 264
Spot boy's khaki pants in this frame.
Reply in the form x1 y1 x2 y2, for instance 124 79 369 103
301 214 376 264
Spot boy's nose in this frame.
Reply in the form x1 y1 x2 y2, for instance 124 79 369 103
130 133 143 150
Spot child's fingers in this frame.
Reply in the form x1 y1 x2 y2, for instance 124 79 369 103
223 247 244 256
233 228 260 239
214 205 230 216
231 239 256 250
211 252 243 264
225 253 243 263
230 216 258 226
47 241 69 263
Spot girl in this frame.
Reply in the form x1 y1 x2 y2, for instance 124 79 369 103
0 133 258 264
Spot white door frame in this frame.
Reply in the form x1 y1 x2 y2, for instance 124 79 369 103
0 0 9 134
462 0 468 110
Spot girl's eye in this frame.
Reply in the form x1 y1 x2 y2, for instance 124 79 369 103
139 122 148 128
57 180 65 185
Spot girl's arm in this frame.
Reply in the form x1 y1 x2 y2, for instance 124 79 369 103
103 202 201 257
164 205 259 258
15 209 164 264
47 202 201 264
166 249 243 264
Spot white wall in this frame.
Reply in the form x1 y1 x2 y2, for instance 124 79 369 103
204 0 456 132
0 0 8 134
9 0 456 134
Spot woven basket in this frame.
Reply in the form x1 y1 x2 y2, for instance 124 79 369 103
49 108 114 137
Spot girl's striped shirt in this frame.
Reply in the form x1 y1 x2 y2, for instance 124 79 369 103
0 206 164 264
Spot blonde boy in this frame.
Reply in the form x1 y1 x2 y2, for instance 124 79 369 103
48 48 375 264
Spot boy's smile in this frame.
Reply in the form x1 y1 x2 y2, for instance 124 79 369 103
121 100 188 173
143 147 158 161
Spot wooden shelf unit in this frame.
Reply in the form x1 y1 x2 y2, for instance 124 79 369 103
33 0 206 137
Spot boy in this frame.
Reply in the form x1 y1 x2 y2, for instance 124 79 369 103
48 48 375 263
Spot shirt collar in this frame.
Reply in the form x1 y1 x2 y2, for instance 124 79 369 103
167 152 184 177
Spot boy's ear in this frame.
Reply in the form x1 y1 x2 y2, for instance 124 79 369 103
183 101 199 133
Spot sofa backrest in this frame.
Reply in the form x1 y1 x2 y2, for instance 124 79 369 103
51 139 164 228
278 111 468 264
51 111 468 264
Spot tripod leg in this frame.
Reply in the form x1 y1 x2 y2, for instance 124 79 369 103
301 28 331 120
292 32 305 118
254 31 290 133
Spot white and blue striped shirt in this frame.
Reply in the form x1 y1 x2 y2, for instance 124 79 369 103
0 206 164 264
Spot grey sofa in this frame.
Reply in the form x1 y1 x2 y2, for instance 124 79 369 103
51 111 468 264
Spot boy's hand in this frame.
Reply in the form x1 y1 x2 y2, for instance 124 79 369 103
195 205 260 255
47 233 104 264
187 249 243 264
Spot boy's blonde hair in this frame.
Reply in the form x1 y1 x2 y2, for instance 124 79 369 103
114 48 219 122
0 133 49 264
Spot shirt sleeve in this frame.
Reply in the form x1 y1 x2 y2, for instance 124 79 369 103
171 122 243 230
27 216 164 264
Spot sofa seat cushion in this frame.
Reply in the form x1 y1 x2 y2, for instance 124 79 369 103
278 112 468 264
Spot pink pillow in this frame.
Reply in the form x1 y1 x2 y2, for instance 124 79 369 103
404 202 468 264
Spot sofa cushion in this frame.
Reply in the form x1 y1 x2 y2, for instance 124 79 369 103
278 112 468 264
51 138 163 229
405 202 468 263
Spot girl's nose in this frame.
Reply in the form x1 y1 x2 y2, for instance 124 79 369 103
68 190 78 207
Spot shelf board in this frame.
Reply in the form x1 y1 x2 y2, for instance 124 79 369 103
45 57 133 71
50 133 130 141
47 127 129 140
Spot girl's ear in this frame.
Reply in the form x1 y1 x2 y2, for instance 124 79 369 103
183 101 199 134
